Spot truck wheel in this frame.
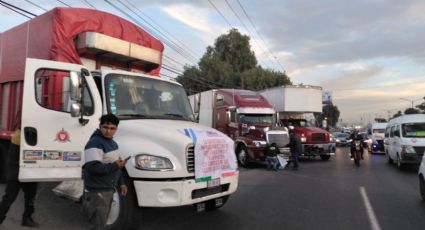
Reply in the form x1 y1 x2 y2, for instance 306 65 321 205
205 195 229 211
420 175 425 201
236 145 251 168
320 155 330 161
106 176 141 230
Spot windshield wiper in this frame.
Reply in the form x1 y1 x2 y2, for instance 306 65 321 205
118 114 155 119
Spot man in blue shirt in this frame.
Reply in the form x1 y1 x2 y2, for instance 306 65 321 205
82 114 128 230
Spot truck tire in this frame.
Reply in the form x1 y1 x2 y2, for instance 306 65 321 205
106 176 141 230
236 145 251 168
205 195 230 211
320 155 330 161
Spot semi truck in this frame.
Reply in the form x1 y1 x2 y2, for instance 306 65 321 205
188 89 289 168
0 7 238 229
260 85 335 160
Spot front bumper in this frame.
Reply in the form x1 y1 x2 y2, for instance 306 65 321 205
133 172 239 207
301 143 335 156
400 153 423 165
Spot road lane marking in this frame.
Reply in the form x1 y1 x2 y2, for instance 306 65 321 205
360 186 382 230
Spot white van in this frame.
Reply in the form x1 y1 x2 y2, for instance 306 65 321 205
370 122 387 153
384 114 425 169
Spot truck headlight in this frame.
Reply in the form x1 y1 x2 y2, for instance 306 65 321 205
253 140 267 147
135 154 174 171
300 137 307 143
401 145 416 154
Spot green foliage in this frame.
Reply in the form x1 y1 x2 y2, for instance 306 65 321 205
415 96 425 113
176 29 291 94
322 104 340 128
404 108 420 114
392 111 403 118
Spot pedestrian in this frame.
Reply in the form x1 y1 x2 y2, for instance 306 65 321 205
82 114 128 230
289 127 302 170
265 143 280 171
0 111 40 228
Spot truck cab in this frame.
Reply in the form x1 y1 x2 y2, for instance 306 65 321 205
189 89 289 168
280 114 334 160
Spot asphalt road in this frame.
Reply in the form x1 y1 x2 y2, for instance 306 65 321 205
1 147 425 230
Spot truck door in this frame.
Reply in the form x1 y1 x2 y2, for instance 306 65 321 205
20 58 102 182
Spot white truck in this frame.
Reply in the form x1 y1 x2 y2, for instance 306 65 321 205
260 85 335 160
369 122 387 153
0 7 238 230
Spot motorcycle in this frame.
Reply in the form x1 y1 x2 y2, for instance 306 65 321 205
353 140 363 167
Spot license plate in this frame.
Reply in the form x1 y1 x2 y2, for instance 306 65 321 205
207 178 220 188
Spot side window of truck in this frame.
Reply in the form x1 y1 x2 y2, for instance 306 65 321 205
35 69 94 115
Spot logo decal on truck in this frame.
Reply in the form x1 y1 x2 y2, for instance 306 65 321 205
55 129 70 143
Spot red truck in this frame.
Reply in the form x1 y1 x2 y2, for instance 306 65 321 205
0 7 238 229
189 89 289 167
260 85 335 160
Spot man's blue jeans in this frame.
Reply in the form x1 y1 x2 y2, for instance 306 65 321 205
266 156 279 170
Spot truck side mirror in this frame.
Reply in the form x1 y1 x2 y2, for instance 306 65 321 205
70 71 81 101
70 103 81 117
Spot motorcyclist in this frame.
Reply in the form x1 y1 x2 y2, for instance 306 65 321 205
349 129 364 159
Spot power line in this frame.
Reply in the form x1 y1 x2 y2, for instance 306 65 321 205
115 0 197 63
0 2 32 19
55 0 71 7
80 0 97 9
104 0 198 64
208 0 233 28
0 0 37 17
122 0 200 59
24 0 47 11
224 0 275 70
236 0 285 72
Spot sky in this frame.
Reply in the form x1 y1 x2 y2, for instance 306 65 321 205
1 0 425 125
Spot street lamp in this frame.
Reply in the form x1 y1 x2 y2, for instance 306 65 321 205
399 98 422 109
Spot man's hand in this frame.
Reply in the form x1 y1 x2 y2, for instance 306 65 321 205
115 159 126 169
120 184 128 196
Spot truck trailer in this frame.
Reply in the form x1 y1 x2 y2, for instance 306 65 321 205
189 89 289 167
0 7 238 229
260 85 335 160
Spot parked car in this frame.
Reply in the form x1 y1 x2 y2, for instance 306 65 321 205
419 154 425 201
333 132 350 146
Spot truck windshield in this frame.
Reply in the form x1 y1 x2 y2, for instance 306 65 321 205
373 129 385 134
402 123 425 138
281 119 315 128
239 114 274 125
104 73 194 121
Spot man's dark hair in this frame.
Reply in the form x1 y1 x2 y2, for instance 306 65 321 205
100 114 119 126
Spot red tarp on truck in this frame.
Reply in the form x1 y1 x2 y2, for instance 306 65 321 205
0 7 164 83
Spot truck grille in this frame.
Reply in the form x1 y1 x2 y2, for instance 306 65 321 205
187 145 195 173
267 133 289 148
312 133 326 142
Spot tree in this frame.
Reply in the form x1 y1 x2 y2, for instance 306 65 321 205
392 110 403 118
322 104 340 128
176 29 291 94
404 107 420 114
415 96 425 113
